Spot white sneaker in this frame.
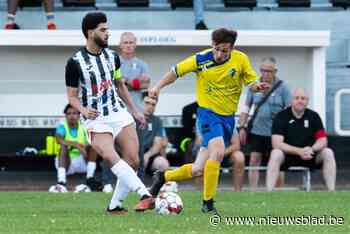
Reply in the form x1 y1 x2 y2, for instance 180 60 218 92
49 184 68 193
103 184 113 193
74 184 91 193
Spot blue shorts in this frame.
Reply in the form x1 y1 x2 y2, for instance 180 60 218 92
197 107 235 148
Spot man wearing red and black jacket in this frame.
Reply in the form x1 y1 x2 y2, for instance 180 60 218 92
267 88 336 191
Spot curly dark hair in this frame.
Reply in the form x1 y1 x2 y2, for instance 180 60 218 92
82 11 107 39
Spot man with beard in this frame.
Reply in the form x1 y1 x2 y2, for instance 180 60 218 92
65 12 154 214
266 88 336 191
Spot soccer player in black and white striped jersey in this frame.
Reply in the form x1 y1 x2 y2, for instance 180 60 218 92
65 12 154 214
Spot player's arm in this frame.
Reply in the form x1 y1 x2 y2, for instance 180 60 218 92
145 118 167 159
224 134 240 156
311 114 328 152
56 135 78 148
144 136 165 162
271 113 304 157
148 70 177 99
56 135 86 152
55 125 86 154
240 53 270 92
237 90 254 144
250 82 270 93
312 137 327 153
149 55 197 99
271 134 303 156
116 78 138 113
65 58 98 119
125 74 150 90
114 56 146 125
126 62 150 90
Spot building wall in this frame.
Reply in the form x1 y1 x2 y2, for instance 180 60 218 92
0 10 349 134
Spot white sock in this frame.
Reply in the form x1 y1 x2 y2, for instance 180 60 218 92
58 167 66 184
110 160 150 198
109 179 130 209
7 14 15 24
86 162 96 179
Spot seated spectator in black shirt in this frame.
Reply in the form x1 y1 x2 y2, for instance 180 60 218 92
267 88 336 191
180 101 199 163
137 94 169 177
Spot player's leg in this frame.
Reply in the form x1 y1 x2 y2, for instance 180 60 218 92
163 146 208 181
56 145 71 186
197 108 233 213
43 0 56 29
90 132 131 214
149 119 207 197
115 124 140 170
114 124 154 211
151 156 170 172
192 147 209 190
84 146 101 191
202 136 225 213
85 145 97 178
148 147 207 197
248 151 262 191
266 149 285 191
101 159 115 193
275 171 285 188
5 0 20 29
315 148 336 191
231 150 245 192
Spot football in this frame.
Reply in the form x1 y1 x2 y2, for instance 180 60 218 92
155 191 183 215
160 181 178 193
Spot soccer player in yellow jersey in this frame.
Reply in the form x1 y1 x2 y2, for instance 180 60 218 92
149 28 269 214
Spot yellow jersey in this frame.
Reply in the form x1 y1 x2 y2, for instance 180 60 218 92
173 48 258 116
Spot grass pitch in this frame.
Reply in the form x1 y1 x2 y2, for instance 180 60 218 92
0 191 349 234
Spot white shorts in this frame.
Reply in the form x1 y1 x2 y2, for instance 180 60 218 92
83 109 134 143
55 155 87 175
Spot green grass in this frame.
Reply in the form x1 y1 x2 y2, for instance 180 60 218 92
0 192 349 234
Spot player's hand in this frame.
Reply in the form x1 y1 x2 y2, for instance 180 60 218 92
133 111 146 128
300 146 314 160
139 75 150 86
74 143 87 156
81 107 99 120
238 128 247 145
255 82 271 92
148 86 160 99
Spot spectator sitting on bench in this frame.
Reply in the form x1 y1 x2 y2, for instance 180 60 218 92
4 0 57 29
238 57 292 191
136 94 170 178
191 121 245 192
55 104 101 191
180 101 199 163
266 88 336 191
99 94 169 189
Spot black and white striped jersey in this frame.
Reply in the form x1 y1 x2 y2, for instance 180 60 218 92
65 47 126 118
